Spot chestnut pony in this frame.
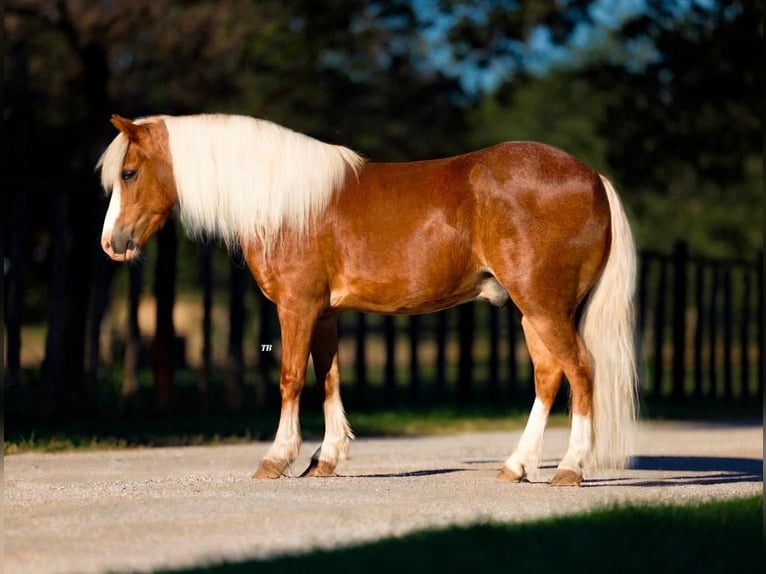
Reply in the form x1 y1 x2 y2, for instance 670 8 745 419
98 113 637 486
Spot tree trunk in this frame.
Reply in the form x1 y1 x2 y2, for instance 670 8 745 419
62 187 101 411
4 185 26 389
41 191 69 416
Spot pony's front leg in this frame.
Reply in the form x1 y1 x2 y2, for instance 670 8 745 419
301 314 354 477
252 307 317 479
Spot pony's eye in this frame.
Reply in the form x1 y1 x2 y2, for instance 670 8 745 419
121 169 137 181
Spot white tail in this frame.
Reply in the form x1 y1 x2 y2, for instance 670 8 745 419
580 175 638 470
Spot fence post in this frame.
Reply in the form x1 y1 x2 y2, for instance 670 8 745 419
488 305 500 400
121 262 143 410
457 303 474 405
434 311 448 400
198 240 212 414
354 313 367 404
256 289 277 406
506 305 519 399
408 315 420 402
226 261 246 410
722 267 734 400
636 253 651 394
384 315 396 404
758 251 764 398
651 257 668 398
671 241 688 401
707 263 720 396
739 270 751 399
693 261 705 398
152 221 177 413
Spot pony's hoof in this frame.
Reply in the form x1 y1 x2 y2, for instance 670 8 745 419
301 459 337 478
550 469 582 486
252 459 287 479
497 466 524 483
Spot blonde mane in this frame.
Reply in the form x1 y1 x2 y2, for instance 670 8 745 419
97 114 365 252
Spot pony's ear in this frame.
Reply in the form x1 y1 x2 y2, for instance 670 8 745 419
110 114 149 142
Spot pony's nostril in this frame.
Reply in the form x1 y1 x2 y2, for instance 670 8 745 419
125 239 135 251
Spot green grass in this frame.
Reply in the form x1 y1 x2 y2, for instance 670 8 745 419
5 395 761 455
160 496 763 574
4 406 567 454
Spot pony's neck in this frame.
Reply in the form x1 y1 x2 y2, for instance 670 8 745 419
163 114 364 254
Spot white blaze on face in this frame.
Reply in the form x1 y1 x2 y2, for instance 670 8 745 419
101 183 122 258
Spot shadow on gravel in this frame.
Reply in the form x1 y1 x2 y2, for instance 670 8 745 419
588 455 763 487
632 455 763 475
350 456 764 485
352 467 467 478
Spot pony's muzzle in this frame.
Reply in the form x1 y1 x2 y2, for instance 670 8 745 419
102 229 138 261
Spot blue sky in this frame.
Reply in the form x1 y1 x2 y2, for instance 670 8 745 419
412 0 717 94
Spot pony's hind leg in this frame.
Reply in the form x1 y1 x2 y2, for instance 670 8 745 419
498 316 564 483
301 314 354 477
522 314 595 486
253 306 317 479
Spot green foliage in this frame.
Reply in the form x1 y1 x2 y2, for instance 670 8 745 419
6 0 760 263
468 70 610 172
466 1 762 258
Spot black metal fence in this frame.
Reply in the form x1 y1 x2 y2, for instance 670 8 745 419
315 241 763 407
637 242 763 402
332 303 534 407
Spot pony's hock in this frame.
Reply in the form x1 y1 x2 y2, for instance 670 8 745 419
98 113 638 486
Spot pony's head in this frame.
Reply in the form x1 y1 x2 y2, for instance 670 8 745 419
97 115 176 261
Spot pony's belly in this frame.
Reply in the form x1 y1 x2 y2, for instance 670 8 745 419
330 289 475 314
329 271 509 314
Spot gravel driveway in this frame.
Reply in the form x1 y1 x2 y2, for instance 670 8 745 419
4 421 762 574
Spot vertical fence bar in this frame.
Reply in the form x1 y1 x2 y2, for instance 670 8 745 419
652 258 668 398
693 260 705 398
226 262 246 409
707 263 720 397
152 221 177 412
506 305 519 398
256 290 277 406
384 315 396 404
758 251 764 398
722 267 734 400
199 241 212 413
739 270 751 399
354 313 367 403
636 253 651 392
457 303 474 406
435 311 447 399
671 241 688 400
488 305 500 400
121 263 144 407
408 315 420 402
